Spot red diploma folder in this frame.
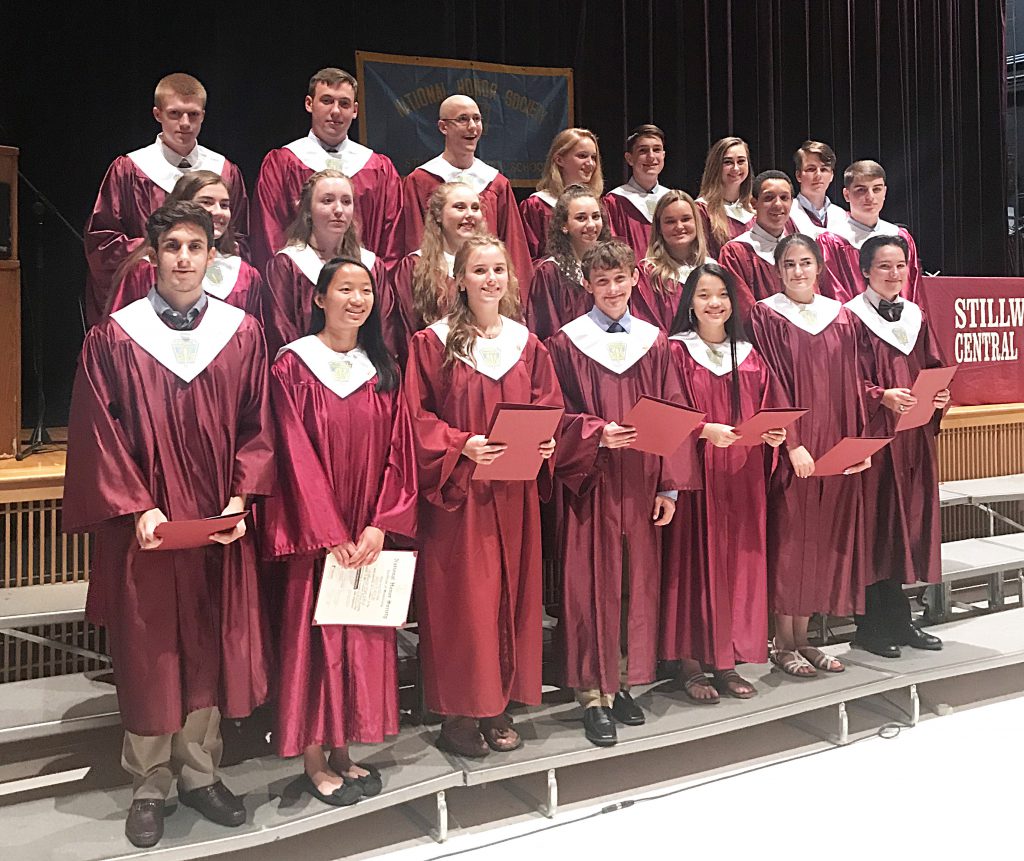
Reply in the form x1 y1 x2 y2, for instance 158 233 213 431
813 437 893 476
731 408 808 446
472 403 565 481
620 396 705 457
895 365 958 432
151 511 248 551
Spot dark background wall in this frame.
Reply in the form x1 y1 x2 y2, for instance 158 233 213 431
1 0 1007 427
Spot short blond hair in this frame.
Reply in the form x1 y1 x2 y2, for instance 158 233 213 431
154 73 207 108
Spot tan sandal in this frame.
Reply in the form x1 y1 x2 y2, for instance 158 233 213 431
769 642 818 677
797 646 845 673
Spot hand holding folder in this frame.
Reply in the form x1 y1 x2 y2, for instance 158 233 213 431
895 366 957 431
812 437 892 476
151 511 248 550
731 408 808 446
471 403 565 481
620 396 705 457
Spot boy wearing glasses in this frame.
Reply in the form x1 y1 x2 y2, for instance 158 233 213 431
394 94 532 297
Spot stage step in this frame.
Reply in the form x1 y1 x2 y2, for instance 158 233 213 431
0 672 119 744
0 581 88 628
939 473 1024 505
931 536 1024 620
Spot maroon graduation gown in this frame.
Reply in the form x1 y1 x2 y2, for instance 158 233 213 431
262 246 387 359
846 295 944 586
62 305 274 735
251 145 403 269
631 262 687 333
661 338 784 667
819 224 924 308
109 255 263 318
524 258 593 342
696 199 753 258
404 320 564 716
546 320 700 692
519 193 555 261
83 153 249 326
262 346 417 755
393 165 533 302
750 297 870 617
601 191 654 261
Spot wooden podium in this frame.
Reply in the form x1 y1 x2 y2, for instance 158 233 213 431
0 146 19 457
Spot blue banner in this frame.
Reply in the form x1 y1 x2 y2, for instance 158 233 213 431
356 52 573 186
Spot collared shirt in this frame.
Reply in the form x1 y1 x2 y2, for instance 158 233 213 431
587 305 634 333
863 285 902 316
627 175 665 197
797 193 831 222
750 220 786 249
148 285 208 330
308 129 346 154
587 304 676 499
847 215 881 234
158 134 199 169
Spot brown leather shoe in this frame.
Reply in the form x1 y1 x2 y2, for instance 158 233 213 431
179 780 246 827
436 716 489 758
125 798 165 848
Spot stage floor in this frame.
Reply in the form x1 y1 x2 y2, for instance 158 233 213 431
2 610 1024 861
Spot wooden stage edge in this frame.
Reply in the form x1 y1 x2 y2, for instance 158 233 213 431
1 406 1021 497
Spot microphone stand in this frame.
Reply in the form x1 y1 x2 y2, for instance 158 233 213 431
15 173 86 460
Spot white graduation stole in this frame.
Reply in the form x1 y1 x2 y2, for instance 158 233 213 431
126 139 227 193
844 292 922 355
669 330 753 377
732 224 787 266
530 190 557 208
723 199 755 225
417 155 499 194
428 316 529 381
758 292 843 336
203 253 242 299
278 244 376 285
283 135 374 177
110 296 245 382
831 216 900 250
608 180 668 223
560 314 661 375
278 336 378 398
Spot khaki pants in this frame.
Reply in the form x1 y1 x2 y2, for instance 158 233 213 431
122 706 222 800
576 654 631 709
578 543 632 709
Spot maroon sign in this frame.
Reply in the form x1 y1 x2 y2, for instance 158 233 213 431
922 277 1024 406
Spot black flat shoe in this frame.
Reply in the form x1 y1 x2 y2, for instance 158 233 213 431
302 773 363 807
898 623 943 651
583 706 617 747
855 634 902 659
610 690 646 726
352 763 383 798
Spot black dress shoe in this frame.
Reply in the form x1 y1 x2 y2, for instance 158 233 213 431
610 690 646 726
179 780 246 827
583 706 617 747
855 634 902 658
898 623 943 651
125 798 165 848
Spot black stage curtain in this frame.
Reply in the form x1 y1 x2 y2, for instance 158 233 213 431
0 1 1007 425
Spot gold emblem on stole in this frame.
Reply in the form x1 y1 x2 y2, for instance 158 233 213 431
645 196 659 218
481 347 502 369
797 306 817 325
171 336 199 365
607 340 627 363
326 157 343 171
705 346 724 368
329 360 352 382
893 325 909 346
206 262 223 285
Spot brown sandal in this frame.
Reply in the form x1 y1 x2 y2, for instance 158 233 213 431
711 669 757 699
479 713 523 752
437 716 489 758
682 671 721 704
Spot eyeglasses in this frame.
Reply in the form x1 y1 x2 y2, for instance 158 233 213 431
442 114 483 127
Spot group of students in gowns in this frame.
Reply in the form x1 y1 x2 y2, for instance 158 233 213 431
67 67 951 847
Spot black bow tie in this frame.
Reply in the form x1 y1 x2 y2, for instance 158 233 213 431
325 147 339 154
877 298 904 322
177 158 191 169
